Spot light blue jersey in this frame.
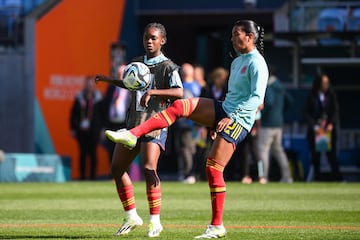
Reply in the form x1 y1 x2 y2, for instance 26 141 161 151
222 48 268 131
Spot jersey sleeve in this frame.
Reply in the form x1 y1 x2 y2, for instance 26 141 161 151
169 70 183 88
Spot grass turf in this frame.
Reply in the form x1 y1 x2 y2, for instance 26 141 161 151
0 182 359 239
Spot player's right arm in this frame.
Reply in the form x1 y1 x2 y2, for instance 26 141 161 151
94 75 127 89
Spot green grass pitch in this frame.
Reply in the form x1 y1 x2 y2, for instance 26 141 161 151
0 182 359 239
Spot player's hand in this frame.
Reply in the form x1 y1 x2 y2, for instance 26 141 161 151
210 130 217 140
140 90 152 107
216 117 233 133
94 74 108 83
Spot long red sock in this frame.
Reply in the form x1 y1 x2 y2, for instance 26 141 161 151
147 187 162 215
206 158 226 226
130 99 194 137
117 185 136 211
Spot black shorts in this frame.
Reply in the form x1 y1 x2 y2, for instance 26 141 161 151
213 100 248 145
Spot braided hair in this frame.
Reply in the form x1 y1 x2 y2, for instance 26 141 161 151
144 22 167 44
234 20 265 56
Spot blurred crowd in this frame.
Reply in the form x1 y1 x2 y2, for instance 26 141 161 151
70 63 342 183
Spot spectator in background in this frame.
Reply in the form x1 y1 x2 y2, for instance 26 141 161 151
304 73 342 181
238 105 265 184
101 65 131 166
70 76 103 180
194 64 207 89
201 67 228 101
258 68 293 183
185 64 210 182
176 63 201 183
182 63 202 96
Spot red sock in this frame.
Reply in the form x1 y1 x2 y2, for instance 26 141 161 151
147 187 162 215
206 158 226 226
130 99 194 137
117 185 136 211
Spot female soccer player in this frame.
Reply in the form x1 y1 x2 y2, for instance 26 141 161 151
106 20 268 238
97 23 183 237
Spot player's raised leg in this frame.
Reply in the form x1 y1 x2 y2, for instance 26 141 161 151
105 98 215 148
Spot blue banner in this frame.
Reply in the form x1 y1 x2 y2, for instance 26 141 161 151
0 153 71 182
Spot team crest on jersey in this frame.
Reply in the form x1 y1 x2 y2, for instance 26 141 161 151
241 66 247 73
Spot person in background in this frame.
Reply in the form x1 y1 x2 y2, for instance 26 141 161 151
70 76 103 180
194 64 207 90
182 63 202 96
238 104 266 184
176 63 201 183
304 73 342 181
101 65 131 167
201 67 228 102
258 68 293 183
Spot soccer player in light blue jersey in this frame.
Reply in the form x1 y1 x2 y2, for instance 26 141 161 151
105 20 269 239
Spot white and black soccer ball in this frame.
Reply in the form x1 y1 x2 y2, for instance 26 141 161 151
122 62 151 91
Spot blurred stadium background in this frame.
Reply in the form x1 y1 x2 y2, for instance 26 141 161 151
0 0 359 182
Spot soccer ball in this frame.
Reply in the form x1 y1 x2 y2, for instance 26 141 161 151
122 62 151 91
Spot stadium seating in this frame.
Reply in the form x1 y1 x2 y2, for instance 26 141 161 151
348 8 360 31
317 8 348 45
0 0 45 46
